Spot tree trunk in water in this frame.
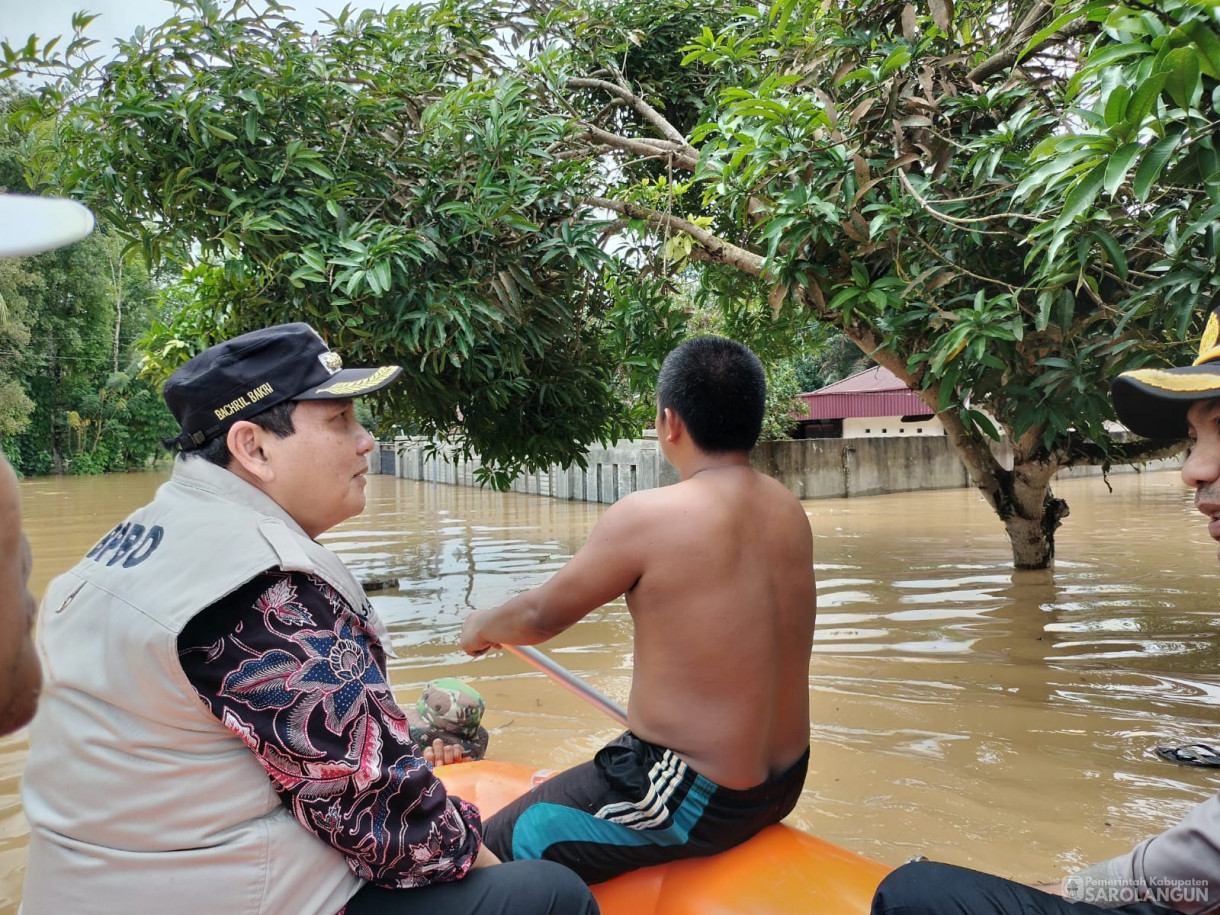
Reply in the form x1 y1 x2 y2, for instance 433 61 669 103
950 429 1066 570
1001 462 1069 570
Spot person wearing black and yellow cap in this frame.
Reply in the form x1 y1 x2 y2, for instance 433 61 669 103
869 318 1220 915
1111 307 1220 443
20 323 598 915
0 194 96 735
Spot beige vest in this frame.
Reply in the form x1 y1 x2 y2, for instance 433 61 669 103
21 458 393 915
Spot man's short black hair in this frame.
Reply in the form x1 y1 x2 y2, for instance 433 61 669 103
170 400 299 467
656 336 766 453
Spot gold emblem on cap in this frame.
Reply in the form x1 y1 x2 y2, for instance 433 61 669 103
319 351 343 374
1195 312 1220 366
314 365 398 396
1122 367 1220 392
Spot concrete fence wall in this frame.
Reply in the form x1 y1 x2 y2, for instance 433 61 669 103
373 435 1179 503
750 435 971 499
376 436 679 503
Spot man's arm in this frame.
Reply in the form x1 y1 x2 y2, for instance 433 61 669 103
460 496 649 656
1055 795 1220 912
0 455 40 734
180 570 483 889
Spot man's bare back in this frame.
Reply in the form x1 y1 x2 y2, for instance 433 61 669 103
617 463 814 788
459 455 815 787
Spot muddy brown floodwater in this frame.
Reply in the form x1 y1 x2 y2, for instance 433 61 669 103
2 466 1219 911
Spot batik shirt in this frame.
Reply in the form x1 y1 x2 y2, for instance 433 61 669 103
178 569 482 890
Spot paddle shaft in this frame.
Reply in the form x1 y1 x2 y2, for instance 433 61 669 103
503 644 629 728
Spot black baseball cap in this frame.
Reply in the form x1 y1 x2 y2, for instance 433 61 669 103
164 323 402 448
1112 306 1220 440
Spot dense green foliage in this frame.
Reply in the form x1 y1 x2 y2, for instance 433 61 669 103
4 0 1216 563
4 0 832 484
790 336 872 392
504 0 1208 566
6 1 647 487
0 90 176 475
1018 1 1220 351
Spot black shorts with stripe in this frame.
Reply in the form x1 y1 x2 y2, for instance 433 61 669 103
482 731 809 885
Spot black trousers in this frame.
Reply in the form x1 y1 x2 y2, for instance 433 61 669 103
872 861 1186 915
344 859 599 914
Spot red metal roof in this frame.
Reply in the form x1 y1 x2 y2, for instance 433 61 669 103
794 366 931 421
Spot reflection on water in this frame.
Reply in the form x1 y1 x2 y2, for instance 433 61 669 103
4 466 1220 909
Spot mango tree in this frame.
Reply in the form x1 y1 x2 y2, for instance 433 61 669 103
507 0 1203 568
4 0 652 488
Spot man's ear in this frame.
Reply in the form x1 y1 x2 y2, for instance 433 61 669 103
226 421 274 483
660 407 684 443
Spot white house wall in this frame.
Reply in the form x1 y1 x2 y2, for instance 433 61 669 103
842 415 946 438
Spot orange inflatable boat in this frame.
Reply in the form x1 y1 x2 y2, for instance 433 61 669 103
436 760 891 914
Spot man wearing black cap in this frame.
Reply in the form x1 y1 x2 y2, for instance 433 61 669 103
869 317 1220 915
20 323 597 915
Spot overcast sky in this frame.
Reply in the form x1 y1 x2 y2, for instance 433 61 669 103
3 1 385 56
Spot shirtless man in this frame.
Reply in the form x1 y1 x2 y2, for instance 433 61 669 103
460 335 818 884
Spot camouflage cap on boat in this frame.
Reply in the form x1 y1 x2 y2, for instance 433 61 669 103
406 678 489 759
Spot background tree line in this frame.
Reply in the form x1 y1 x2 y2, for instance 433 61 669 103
0 86 177 476
2 0 1214 567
